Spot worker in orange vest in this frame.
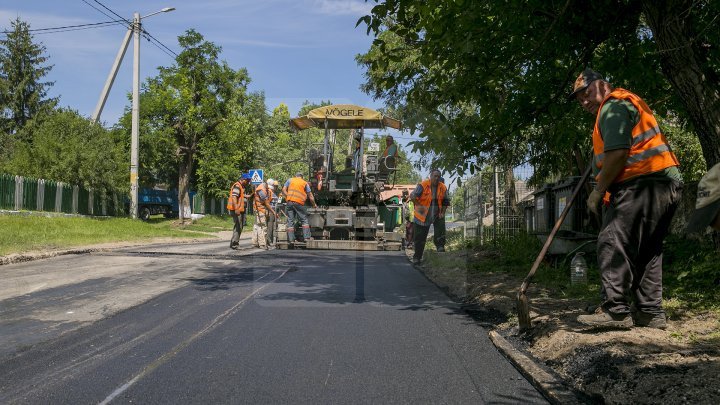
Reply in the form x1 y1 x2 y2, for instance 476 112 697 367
227 173 251 249
409 169 449 264
570 68 683 330
281 172 317 243
253 178 277 249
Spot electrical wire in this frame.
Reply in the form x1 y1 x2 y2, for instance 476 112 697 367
80 0 131 29
142 29 178 58
0 20 124 35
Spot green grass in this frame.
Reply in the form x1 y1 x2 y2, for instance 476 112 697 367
444 228 719 312
0 215 221 256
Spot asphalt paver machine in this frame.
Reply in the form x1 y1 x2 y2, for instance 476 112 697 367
277 104 404 250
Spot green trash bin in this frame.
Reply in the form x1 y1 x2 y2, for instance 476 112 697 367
379 197 400 232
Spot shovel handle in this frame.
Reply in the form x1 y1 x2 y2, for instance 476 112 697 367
518 164 594 295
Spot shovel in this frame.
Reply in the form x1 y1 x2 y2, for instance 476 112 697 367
517 164 594 332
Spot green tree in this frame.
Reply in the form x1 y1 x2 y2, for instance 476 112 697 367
1 108 126 191
131 29 252 221
357 0 720 181
0 17 56 137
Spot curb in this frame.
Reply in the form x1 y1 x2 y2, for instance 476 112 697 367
488 330 581 404
0 233 253 266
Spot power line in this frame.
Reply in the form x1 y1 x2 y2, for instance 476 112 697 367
0 20 124 35
80 0 131 29
92 0 130 26
142 29 178 58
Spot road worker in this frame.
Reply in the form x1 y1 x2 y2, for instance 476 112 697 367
409 169 449 264
381 135 399 172
227 173 251 249
253 178 277 250
570 68 683 330
282 172 317 243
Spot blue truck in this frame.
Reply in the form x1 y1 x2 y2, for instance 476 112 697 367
137 188 179 221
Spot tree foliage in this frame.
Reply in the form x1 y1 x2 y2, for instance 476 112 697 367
1 108 126 191
357 0 719 183
119 29 253 220
0 18 56 137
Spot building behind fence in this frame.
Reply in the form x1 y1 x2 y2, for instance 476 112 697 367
463 166 535 243
0 173 227 217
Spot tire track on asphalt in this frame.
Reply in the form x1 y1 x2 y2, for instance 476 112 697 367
98 266 290 405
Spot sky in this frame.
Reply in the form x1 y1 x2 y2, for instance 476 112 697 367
0 0 424 157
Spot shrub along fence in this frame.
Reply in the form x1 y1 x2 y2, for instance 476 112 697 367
1 173 230 217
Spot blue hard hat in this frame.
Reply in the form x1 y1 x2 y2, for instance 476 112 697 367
241 173 252 180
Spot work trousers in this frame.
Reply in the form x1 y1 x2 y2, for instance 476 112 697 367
413 216 446 261
286 202 311 242
599 177 682 315
253 211 276 248
230 211 246 248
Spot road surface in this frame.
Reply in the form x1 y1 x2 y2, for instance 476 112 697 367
0 239 547 404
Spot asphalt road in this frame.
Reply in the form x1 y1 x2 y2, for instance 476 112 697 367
0 240 547 404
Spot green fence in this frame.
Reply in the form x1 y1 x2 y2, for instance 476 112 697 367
0 174 14 209
0 173 218 218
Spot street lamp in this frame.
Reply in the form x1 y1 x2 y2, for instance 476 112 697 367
92 7 175 219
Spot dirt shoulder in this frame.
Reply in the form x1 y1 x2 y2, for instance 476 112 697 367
410 248 720 404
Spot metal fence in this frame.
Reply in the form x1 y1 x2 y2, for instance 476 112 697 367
0 174 127 216
463 166 535 243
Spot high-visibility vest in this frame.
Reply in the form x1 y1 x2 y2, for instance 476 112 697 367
254 183 274 214
413 179 447 223
593 88 679 184
286 177 309 204
226 181 245 214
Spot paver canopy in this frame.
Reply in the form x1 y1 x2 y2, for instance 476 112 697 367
289 104 401 131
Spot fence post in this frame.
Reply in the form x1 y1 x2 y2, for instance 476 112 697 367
37 179 45 211
55 182 63 212
72 185 79 214
89 189 94 215
15 176 23 210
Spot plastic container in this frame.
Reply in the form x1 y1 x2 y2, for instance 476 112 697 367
552 176 589 232
533 184 554 233
570 252 588 284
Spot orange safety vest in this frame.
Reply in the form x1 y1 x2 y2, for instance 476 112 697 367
226 181 245 214
592 88 679 184
413 179 447 223
286 177 308 204
254 183 274 214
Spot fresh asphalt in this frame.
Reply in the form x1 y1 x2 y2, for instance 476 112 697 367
0 241 547 404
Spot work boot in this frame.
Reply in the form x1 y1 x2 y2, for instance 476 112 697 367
437 246 445 252
577 307 633 329
411 257 422 265
634 311 667 330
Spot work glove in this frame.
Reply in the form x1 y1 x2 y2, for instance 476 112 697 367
586 189 603 218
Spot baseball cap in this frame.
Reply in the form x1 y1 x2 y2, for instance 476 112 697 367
568 68 605 100
241 173 252 180
267 178 275 187
686 163 720 233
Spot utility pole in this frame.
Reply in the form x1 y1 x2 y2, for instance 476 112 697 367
130 12 141 219
90 8 175 219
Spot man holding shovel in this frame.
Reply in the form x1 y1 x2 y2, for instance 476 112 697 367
569 68 683 329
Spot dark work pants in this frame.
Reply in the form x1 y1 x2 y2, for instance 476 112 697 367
413 216 446 260
598 177 682 315
266 212 276 246
230 211 246 247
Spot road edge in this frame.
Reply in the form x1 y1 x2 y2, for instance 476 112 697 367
0 234 248 266
488 330 582 404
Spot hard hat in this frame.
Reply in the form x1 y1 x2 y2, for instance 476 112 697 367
267 178 276 187
241 173 252 180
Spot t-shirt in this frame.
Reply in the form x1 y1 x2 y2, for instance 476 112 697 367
597 99 682 183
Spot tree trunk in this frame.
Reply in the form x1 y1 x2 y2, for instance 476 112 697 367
642 0 720 168
177 152 194 223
